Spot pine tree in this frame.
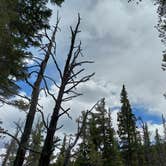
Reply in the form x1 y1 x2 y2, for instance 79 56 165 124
74 112 91 166
74 99 123 166
53 135 67 166
154 129 165 166
105 109 124 166
2 129 19 166
25 119 44 166
162 114 166 142
142 122 152 166
117 85 138 166
136 131 145 166
0 0 64 99
93 99 123 166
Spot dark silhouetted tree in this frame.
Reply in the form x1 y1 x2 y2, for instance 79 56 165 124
38 14 94 166
117 85 138 166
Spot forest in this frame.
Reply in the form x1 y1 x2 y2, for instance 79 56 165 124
0 0 166 166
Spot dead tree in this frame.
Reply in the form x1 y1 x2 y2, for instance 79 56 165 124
2 121 20 166
13 19 60 166
62 100 100 166
38 14 94 166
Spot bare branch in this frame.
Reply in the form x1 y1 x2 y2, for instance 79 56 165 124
44 75 60 89
68 69 85 81
62 93 82 102
13 121 23 135
59 108 72 119
37 108 49 130
42 76 57 102
51 52 63 80
56 125 64 131
65 73 95 94
25 77 34 89
1 130 20 145
25 65 40 70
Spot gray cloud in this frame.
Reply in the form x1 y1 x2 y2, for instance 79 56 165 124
49 0 166 117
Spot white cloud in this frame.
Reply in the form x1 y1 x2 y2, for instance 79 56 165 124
47 0 166 117
147 121 164 141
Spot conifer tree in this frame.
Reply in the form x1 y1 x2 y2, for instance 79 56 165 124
2 129 19 166
93 99 123 166
136 131 145 166
53 135 67 166
117 85 138 166
74 113 90 166
154 129 165 166
26 119 44 166
0 0 64 99
162 114 166 142
13 22 59 166
142 122 153 166
75 99 123 166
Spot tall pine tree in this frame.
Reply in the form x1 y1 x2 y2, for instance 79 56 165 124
25 118 44 166
0 0 64 99
117 85 138 166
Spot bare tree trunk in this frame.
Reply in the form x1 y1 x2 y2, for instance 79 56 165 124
13 24 58 166
38 15 94 166
38 84 65 166
62 102 99 166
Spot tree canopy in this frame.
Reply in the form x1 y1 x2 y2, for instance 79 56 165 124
0 0 64 99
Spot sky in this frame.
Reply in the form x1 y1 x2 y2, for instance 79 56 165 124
1 0 166 148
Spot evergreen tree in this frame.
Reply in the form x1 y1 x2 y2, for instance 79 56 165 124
154 129 165 166
142 122 152 166
0 0 64 99
74 112 91 166
117 85 138 166
93 99 123 166
162 114 166 142
2 129 19 166
74 99 123 166
25 119 44 166
13 19 60 166
136 131 145 166
53 135 67 166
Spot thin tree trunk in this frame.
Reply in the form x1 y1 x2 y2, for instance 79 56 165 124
13 26 58 166
2 130 19 166
63 149 71 166
38 15 81 166
38 87 65 166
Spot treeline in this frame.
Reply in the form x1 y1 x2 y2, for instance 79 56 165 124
1 85 166 166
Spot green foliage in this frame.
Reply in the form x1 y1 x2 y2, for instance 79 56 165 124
0 0 64 98
26 119 44 166
2 86 166 165
74 99 123 166
53 135 67 166
2 125 19 166
117 85 139 166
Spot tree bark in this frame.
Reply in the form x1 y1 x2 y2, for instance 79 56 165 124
38 85 65 166
38 15 81 166
13 26 57 166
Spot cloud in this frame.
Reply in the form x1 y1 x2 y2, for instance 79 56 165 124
47 0 166 118
147 121 164 141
